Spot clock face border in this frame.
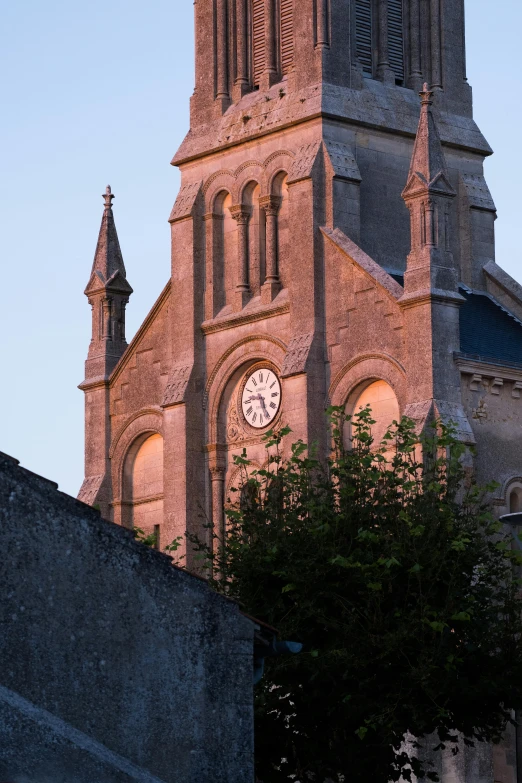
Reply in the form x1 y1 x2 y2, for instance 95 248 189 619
238 363 282 432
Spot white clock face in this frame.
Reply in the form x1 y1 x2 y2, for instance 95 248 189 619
241 368 282 429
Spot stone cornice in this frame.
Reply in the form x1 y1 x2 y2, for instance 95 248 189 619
455 353 522 382
201 296 289 335
398 288 465 310
78 376 110 392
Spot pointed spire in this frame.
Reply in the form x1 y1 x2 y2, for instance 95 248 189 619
85 186 132 296
402 84 455 201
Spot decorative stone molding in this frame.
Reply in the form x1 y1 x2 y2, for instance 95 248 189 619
287 141 322 184
109 408 164 460
162 365 192 407
202 169 235 196
457 355 522 398
491 378 504 395
78 475 104 506
459 173 496 212
328 353 407 410
281 333 314 377
201 297 289 335
263 149 295 168
469 374 483 391
323 140 362 182
403 399 476 444
169 181 202 223
205 336 286 444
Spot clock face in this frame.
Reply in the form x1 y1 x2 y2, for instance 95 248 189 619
241 368 282 429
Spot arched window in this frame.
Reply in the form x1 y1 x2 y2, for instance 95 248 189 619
510 488 522 514
272 172 289 286
387 0 405 84
124 433 164 547
243 181 263 295
252 0 266 87
355 0 373 76
280 0 294 75
351 380 400 448
355 0 405 84
251 0 294 88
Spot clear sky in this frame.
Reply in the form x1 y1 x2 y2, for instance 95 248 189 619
1 0 520 497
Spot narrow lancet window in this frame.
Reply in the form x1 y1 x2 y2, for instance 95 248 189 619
355 0 373 76
252 0 266 87
280 0 294 75
387 0 405 83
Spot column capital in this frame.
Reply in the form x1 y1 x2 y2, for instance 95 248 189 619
229 204 251 224
259 195 282 215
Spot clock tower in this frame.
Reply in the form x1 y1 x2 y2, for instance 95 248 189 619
80 10 522 779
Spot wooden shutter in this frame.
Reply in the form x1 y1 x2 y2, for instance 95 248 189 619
252 0 265 86
387 0 404 83
280 0 294 75
355 0 373 76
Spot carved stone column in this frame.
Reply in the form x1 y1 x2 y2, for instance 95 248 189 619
264 0 278 87
230 205 251 310
260 195 282 304
430 0 442 90
408 0 422 89
204 212 225 320
210 466 226 549
316 0 329 47
376 0 395 84
102 297 112 340
216 0 230 109
233 0 249 100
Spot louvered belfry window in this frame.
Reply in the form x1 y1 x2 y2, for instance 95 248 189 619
280 0 294 75
355 0 373 76
252 0 266 87
387 0 404 83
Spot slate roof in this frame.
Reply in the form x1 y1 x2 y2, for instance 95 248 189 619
459 288 522 366
386 273 522 368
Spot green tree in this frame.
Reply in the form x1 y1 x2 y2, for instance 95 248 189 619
181 409 522 783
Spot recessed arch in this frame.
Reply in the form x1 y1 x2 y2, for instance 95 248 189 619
349 379 400 448
118 432 164 543
501 477 522 514
328 353 407 410
206 335 287 444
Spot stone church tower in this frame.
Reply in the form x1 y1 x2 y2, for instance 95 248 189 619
79 3 522 777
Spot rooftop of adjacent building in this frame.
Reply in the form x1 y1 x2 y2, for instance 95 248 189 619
388 272 522 368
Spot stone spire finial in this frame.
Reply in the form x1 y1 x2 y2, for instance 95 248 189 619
85 186 132 296
103 185 115 211
402 83 454 201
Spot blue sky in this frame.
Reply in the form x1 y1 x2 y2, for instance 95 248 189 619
0 0 520 496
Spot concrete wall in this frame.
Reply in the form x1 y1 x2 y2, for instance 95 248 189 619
0 451 254 783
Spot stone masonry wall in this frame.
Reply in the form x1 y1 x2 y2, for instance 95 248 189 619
0 451 254 783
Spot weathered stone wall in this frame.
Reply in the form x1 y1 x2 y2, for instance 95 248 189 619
0 451 254 783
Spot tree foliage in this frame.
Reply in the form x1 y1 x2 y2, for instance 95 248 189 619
182 409 522 783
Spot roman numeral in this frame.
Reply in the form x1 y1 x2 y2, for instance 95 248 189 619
270 402 277 410
270 382 276 389
252 378 258 387
246 407 253 416
247 388 253 394
252 413 257 423
259 372 264 383
271 392 279 398
265 411 271 420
